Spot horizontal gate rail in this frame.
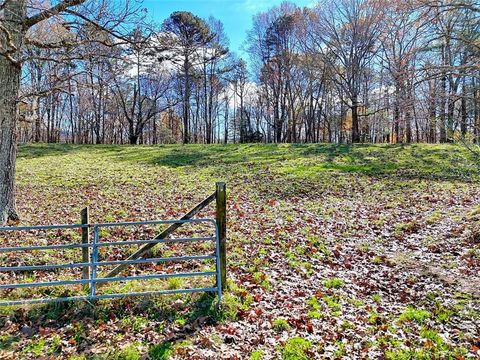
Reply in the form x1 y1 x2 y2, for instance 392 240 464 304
0 255 216 272
0 271 218 289
0 218 215 232
0 236 216 252
0 288 220 306
0 218 222 306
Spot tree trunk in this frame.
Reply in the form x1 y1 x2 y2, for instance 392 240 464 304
460 79 467 137
474 79 480 143
405 103 412 143
0 1 25 225
129 135 138 145
428 80 436 143
351 98 360 143
183 57 190 144
0 58 20 224
35 101 42 143
393 100 400 144
128 121 138 145
224 97 228 144
152 117 157 145
446 96 456 143
439 46 447 143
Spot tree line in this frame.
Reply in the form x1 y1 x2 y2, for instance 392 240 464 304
12 0 480 147
245 0 479 144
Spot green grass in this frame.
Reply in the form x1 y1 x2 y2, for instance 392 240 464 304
2 143 478 359
307 295 321 308
249 349 264 360
322 277 345 289
323 295 342 314
16 143 478 183
0 335 20 350
280 337 312 360
106 344 141 360
398 307 431 324
272 318 291 332
149 342 173 360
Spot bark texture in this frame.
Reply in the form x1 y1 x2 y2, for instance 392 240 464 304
0 0 25 225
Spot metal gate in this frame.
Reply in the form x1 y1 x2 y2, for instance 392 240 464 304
0 219 222 306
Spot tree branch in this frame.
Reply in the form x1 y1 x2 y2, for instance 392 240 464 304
63 8 136 44
0 0 12 12
0 23 20 65
25 0 86 29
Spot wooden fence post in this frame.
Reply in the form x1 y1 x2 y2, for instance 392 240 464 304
216 182 227 291
81 207 90 292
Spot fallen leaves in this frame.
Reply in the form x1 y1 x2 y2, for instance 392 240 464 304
1 144 479 359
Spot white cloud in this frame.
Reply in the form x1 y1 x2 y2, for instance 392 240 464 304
240 0 316 12
240 0 278 12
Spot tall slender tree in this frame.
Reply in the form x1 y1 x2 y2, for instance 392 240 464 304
160 12 214 144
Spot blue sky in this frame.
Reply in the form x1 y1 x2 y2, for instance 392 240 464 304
142 0 313 56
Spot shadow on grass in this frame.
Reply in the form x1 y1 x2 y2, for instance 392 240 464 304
0 334 20 350
146 293 221 358
0 292 221 355
18 143 478 183
17 143 81 159
121 143 299 168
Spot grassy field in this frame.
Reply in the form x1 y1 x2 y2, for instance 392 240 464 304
1 143 479 359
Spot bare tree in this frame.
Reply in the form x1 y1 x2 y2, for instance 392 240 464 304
307 0 385 143
111 31 176 145
380 2 428 143
0 0 143 225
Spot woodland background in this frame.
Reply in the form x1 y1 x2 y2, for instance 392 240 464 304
12 0 480 146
